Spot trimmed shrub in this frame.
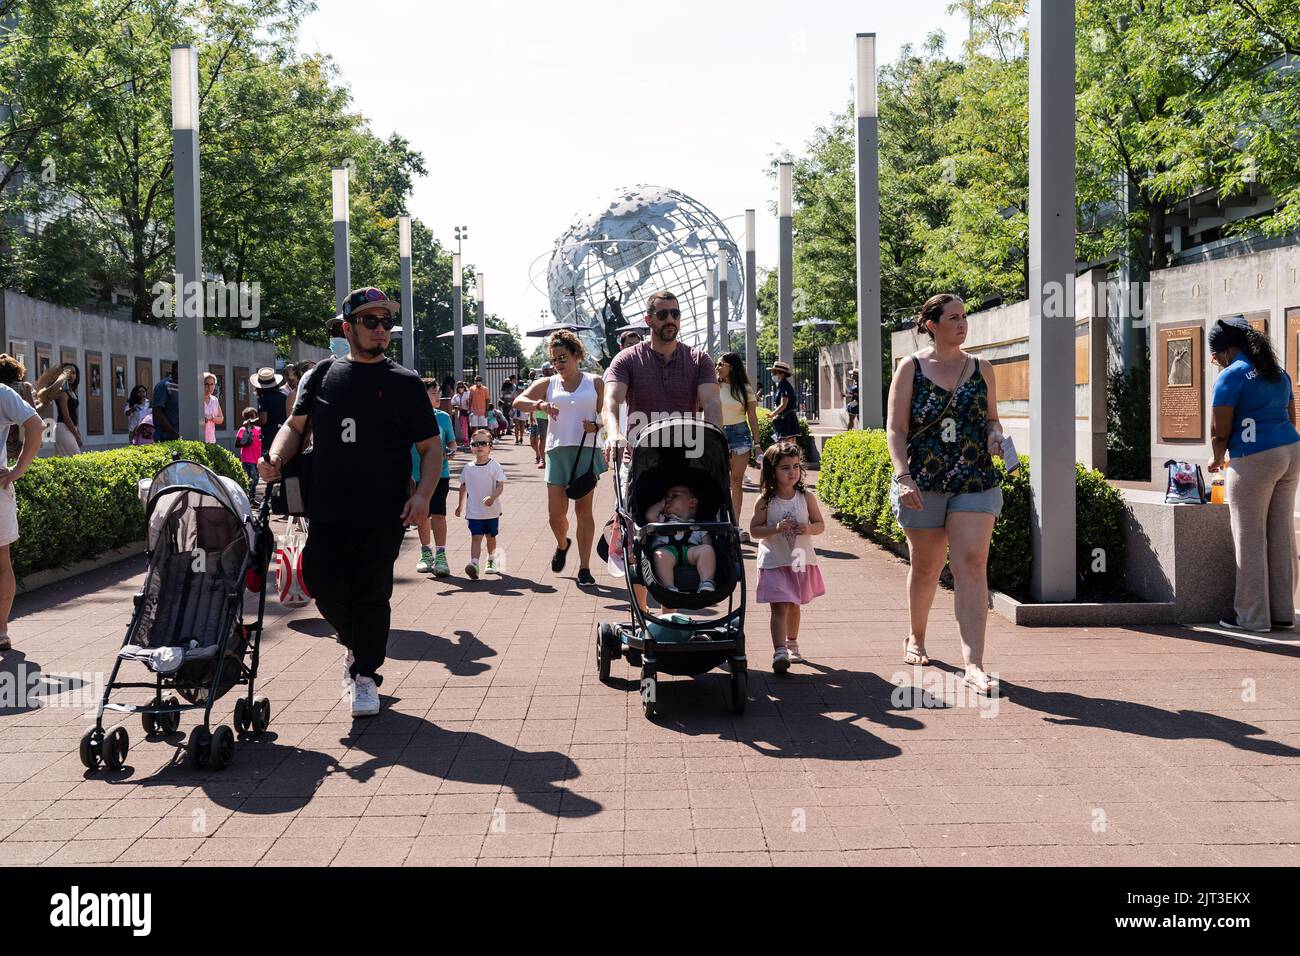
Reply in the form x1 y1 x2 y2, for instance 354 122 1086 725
817 429 1127 599
12 441 248 581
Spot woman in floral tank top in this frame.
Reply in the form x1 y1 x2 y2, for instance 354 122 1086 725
885 293 1006 696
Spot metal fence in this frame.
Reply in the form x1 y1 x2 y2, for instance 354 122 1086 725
753 348 819 423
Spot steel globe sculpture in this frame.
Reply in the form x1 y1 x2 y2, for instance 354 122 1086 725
539 185 743 362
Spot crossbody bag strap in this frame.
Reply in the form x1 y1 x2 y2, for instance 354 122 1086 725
906 354 970 448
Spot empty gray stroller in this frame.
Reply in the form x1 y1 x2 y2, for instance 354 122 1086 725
80 459 274 772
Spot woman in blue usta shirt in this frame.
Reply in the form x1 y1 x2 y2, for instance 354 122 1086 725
1207 315 1300 634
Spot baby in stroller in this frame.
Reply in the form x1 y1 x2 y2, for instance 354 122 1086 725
645 483 717 593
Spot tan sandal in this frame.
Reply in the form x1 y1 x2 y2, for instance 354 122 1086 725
903 639 929 666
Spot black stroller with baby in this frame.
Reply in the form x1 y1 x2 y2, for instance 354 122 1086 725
596 418 747 718
79 459 275 772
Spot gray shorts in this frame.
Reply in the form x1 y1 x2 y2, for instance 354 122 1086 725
890 483 1003 529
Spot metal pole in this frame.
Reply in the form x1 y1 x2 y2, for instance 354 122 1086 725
717 256 728 358
399 215 413 370
778 161 794 366
170 45 204 441
855 33 883 428
475 271 487 375
331 166 351 316
705 270 715 357
1029 0 1077 601
452 253 463 382
745 209 757 378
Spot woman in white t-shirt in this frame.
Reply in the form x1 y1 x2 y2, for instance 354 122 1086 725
513 331 607 586
202 372 224 443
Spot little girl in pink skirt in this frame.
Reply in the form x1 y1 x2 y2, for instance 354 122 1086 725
750 441 826 674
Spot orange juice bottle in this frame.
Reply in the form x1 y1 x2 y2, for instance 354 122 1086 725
1210 475 1226 504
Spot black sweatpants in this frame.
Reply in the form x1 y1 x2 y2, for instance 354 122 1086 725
301 520 405 684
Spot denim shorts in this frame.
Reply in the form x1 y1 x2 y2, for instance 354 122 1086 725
467 517 500 537
723 422 753 454
890 483 1003 529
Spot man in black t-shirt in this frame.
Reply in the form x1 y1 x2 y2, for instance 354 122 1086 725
259 287 441 718
252 367 288 450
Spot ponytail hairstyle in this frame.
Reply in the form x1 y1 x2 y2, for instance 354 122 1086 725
1241 325 1283 382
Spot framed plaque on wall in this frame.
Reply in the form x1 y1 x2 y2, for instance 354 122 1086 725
1158 324 1204 441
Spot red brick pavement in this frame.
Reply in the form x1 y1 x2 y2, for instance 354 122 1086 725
2 438 1299 866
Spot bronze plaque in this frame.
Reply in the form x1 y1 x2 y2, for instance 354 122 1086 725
1158 325 1204 441
7 339 28 374
134 357 153 394
36 343 52 379
85 351 104 435
60 346 77 370
233 366 250 415
1075 325 1089 385
1288 307 1300 412
110 354 128 432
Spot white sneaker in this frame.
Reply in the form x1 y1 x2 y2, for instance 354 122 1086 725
772 646 791 674
787 641 803 663
351 675 380 717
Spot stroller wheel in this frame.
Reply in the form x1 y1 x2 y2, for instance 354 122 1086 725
102 727 129 770
209 726 235 771
141 711 158 736
187 726 212 770
233 697 251 735
251 696 271 735
729 666 748 715
595 624 613 681
79 727 105 770
640 666 657 719
158 695 181 735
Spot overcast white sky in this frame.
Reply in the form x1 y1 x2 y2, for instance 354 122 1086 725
296 0 968 335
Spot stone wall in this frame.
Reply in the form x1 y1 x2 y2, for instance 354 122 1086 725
1 289 276 452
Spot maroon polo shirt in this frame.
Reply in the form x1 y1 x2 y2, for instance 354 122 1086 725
604 339 717 421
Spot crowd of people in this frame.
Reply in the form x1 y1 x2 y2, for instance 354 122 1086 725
5 281 1296 723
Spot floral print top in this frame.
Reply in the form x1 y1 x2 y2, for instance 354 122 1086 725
906 358 999 494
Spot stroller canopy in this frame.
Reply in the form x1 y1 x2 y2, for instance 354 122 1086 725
146 460 253 552
628 418 732 513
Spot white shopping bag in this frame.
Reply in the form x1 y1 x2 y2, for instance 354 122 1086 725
275 517 311 607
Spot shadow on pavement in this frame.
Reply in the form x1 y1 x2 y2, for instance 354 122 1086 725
999 680 1300 757
129 698 602 819
386 628 495 677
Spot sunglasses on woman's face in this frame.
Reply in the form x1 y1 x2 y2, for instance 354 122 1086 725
550 353 570 364
653 308 682 321
353 314 394 331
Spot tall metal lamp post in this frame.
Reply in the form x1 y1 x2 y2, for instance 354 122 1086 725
170 44 204 441
854 33 882 428
452 253 464 382
778 161 794 367
399 215 414 370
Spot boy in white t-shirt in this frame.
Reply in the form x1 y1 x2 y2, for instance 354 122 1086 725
455 428 507 578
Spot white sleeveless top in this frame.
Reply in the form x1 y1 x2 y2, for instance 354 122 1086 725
545 372 599 449
756 490 819 570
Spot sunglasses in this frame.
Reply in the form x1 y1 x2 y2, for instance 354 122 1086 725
652 308 681 321
352 313 394 331
471 440 491 448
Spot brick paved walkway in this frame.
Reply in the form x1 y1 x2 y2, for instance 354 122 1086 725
2 438 1298 866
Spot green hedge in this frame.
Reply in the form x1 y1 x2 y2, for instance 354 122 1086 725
12 441 248 581
817 429 1127 599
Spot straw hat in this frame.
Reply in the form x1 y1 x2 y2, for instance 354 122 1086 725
249 367 285 391
769 360 793 376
